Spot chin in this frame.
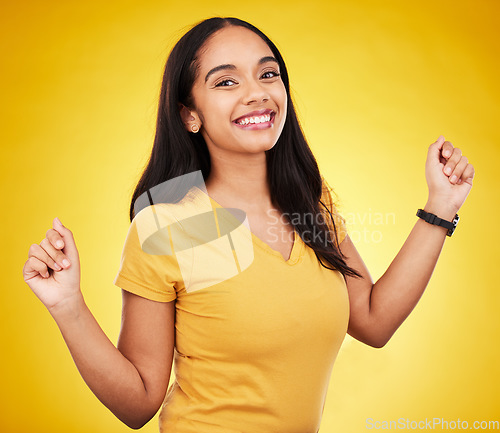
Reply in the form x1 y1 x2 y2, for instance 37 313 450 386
206 131 280 155
243 139 278 154
241 131 282 151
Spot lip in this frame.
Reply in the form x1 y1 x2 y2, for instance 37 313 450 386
232 109 276 130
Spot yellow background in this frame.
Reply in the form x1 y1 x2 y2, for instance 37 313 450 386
2 0 499 431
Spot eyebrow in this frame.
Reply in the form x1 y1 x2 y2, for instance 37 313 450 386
204 56 279 83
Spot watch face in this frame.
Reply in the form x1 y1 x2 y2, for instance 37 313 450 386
447 214 459 237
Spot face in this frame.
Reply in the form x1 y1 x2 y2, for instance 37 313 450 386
182 25 287 155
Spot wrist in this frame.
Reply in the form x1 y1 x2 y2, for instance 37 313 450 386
424 199 458 222
48 291 86 323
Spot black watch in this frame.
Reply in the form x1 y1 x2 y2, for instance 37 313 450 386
416 209 459 237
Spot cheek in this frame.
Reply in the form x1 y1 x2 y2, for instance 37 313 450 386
273 84 288 122
274 83 287 112
200 99 233 127
275 86 288 134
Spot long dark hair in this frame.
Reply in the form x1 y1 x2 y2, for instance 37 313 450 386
129 17 362 280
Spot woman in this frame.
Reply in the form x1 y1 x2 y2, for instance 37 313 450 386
22 17 474 433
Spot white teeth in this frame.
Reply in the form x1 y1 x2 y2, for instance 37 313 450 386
238 113 271 125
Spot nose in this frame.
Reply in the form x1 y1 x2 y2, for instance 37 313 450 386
242 78 270 105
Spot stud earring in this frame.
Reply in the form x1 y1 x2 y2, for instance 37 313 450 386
191 124 199 133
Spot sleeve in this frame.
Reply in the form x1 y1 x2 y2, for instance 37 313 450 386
320 175 349 245
113 206 178 302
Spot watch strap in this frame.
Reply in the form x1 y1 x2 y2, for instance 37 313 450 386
416 209 459 237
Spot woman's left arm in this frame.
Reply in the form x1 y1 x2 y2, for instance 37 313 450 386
343 136 475 348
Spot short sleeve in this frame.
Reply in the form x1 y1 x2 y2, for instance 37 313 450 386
113 206 178 302
320 176 348 244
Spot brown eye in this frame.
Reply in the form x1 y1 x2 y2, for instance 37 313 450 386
261 71 280 79
215 79 237 87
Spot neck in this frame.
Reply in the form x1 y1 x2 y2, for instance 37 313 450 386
204 154 274 213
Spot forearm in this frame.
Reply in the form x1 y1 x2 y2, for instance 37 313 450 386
48 294 155 429
367 199 458 346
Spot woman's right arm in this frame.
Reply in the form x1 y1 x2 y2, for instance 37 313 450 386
22 217 175 429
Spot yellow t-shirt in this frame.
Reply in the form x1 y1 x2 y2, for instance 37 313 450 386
113 177 349 433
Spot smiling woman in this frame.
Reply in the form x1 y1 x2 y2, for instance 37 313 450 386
22 15 475 433
131 17 359 279
179 25 288 156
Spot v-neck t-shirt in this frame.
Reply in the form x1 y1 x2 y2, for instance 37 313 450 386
113 177 350 433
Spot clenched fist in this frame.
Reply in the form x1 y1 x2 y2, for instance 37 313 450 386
425 135 475 213
22 217 82 313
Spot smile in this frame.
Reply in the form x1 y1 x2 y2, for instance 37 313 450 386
233 109 276 130
237 113 271 125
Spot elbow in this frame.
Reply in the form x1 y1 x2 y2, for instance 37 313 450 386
353 329 392 349
116 386 166 429
128 422 148 430
366 336 389 349
350 319 398 348
124 421 142 430
366 329 396 348
126 419 147 430
117 406 157 430
122 414 153 430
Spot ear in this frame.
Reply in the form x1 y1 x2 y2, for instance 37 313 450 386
179 103 202 133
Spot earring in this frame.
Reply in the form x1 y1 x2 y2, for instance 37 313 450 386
191 124 199 133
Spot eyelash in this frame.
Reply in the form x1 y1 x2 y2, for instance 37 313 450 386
214 70 281 87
